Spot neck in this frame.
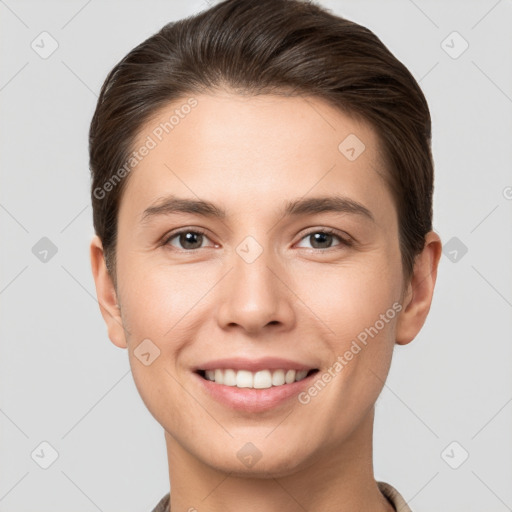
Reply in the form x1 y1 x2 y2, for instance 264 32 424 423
164 407 394 512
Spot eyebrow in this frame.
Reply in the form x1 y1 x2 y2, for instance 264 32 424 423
140 194 375 224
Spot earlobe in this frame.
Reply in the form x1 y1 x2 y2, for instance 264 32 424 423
89 235 128 349
395 231 442 345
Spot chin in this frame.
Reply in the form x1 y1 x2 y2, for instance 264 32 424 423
203 442 313 479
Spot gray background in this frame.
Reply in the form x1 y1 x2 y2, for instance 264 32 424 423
1 0 511 511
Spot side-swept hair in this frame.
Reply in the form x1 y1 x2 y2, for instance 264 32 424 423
89 0 433 287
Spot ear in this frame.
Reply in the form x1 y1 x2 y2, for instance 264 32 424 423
395 231 442 345
89 235 127 349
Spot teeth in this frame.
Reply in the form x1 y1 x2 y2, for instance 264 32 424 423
285 369 296 384
271 369 285 386
214 369 224 385
295 370 308 381
223 369 237 386
236 370 253 388
253 370 272 389
202 368 313 388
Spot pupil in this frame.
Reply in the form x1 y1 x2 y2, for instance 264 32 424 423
311 232 332 248
181 232 202 249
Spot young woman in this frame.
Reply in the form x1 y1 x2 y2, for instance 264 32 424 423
89 1 442 510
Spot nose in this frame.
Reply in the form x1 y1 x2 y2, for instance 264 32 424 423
216 241 295 335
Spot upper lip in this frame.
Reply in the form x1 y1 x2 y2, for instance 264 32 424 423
195 357 317 372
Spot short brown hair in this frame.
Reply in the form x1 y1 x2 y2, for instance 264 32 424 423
89 0 434 288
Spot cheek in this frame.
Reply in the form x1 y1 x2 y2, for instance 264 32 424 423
117 253 218 338
292 257 401 415
117 258 223 409
118 264 199 425
293 258 401 343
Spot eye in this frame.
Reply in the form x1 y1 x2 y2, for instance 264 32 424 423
296 228 352 250
162 227 352 252
163 228 215 251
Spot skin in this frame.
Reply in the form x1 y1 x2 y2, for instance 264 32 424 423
90 91 441 512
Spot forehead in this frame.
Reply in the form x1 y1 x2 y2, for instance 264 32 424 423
120 92 393 226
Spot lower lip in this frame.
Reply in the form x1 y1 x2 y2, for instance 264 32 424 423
194 371 318 412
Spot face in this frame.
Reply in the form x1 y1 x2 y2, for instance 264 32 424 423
93 91 425 477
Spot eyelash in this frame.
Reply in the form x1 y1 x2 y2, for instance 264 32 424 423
161 227 353 252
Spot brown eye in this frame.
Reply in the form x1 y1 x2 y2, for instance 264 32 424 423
296 229 351 250
164 229 211 250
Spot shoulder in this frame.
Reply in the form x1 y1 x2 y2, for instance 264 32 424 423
150 492 170 512
152 484 409 512
377 481 413 512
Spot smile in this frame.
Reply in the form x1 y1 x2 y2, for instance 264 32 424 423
197 368 319 389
